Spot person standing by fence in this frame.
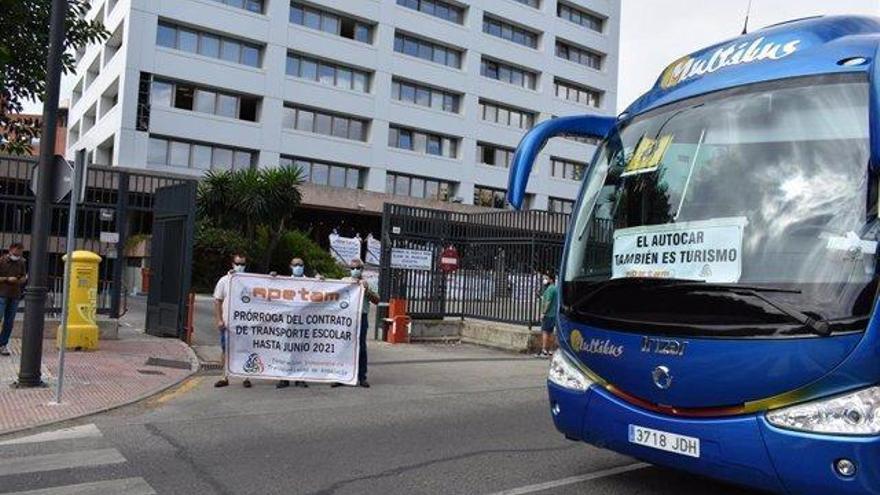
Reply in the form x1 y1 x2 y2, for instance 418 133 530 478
214 253 251 389
536 272 558 358
0 243 27 356
334 258 378 388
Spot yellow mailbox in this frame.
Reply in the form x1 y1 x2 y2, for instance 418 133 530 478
57 250 102 350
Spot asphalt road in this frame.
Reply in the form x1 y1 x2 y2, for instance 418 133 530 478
0 340 763 495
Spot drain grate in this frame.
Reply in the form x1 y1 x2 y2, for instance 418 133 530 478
145 357 192 370
137 369 166 376
199 362 223 371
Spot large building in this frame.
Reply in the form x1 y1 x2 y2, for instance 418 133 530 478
65 0 619 214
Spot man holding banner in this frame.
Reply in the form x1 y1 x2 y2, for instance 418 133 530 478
277 257 311 390
224 268 367 386
339 258 379 388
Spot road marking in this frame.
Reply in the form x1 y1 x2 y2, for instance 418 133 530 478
0 424 102 446
151 376 204 405
0 448 126 477
1 477 156 495
487 462 651 495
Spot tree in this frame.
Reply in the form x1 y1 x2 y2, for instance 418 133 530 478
197 166 304 270
0 0 108 155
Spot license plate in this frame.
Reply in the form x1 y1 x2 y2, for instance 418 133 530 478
628 425 700 458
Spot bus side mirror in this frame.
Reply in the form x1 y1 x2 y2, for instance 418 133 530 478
507 115 616 209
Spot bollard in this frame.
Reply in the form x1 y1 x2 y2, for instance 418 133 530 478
57 250 102 350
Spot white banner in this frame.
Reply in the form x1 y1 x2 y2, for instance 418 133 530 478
225 273 363 385
612 217 747 283
390 248 432 270
329 233 361 265
366 234 381 265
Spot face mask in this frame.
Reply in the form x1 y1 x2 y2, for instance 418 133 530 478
8 255 20 262
542 277 550 285
291 265 304 277
232 264 245 273
350 268 363 279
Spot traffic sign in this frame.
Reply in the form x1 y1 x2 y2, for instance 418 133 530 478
30 154 76 204
439 246 460 273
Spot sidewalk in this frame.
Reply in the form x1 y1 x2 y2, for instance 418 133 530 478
0 335 197 436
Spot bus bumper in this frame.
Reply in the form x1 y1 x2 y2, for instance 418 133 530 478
549 382 880 494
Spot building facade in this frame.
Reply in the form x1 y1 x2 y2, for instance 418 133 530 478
66 0 619 213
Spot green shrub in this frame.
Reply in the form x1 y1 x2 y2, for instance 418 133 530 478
191 222 250 292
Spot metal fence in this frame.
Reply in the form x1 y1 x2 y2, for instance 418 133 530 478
379 203 570 326
0 154 196 316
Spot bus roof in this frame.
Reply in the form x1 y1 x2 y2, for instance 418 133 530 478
624 15 880 118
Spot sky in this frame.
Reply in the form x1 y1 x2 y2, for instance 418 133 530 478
617 0 880 110
23 0 880 115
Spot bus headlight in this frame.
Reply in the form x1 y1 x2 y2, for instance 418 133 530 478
766 386 880 435
548 349 593 392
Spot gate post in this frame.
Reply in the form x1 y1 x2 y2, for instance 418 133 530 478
109 171 129 318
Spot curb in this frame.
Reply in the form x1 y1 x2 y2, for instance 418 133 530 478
0 339 200 439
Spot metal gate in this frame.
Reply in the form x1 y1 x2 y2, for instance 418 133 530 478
145 182 196 338
380 203 569 326
0 154 195 316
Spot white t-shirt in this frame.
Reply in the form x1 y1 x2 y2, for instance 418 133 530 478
213 273 232 326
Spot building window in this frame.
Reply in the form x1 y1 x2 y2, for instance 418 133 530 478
480 58 537 89
560 133 600 145
156 21 263 68
210 0 264 14
557 2 604 33
473 185 507 209
279 156 363 189
396 0 464 24
510 0 539 8
388 125 458 158
476 142 516 168
482 15 539 48
393 32 462 68
386 172 454 201
556 40 603 70
286 53 371 93
283 105 368 141
479 100 535 130
289 3 374 44
551 157 586 181
554 78 602 108
148 135 255 171
391 78 460 113
150 78 260 121
549 197 575 214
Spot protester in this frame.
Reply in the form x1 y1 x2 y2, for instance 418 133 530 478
213 253 251 388
536 272 558 358
333 258 378 388
0 243 27 356
277 257 309 390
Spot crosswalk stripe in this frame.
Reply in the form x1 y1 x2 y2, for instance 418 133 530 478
0 425 102 446
0 477 155 495
0 448 126 477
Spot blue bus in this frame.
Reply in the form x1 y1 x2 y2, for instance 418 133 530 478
508 16 880 495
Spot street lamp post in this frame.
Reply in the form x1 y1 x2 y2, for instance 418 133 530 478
17 0 69 388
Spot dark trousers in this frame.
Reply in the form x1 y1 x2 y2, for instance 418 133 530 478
0 296 19 347
358 316 368 383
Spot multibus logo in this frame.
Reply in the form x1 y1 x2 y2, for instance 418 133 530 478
570 330 624 358
660 36 801 89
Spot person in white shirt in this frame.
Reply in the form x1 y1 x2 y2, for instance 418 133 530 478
332 258 378 388
213 253 251 389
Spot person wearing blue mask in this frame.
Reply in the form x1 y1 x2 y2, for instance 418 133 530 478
333 258 378 388
214 253 251 389
277 257 310 390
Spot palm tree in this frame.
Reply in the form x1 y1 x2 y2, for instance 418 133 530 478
196 165 304 269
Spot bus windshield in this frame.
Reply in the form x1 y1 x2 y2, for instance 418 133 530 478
564 74 879 337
